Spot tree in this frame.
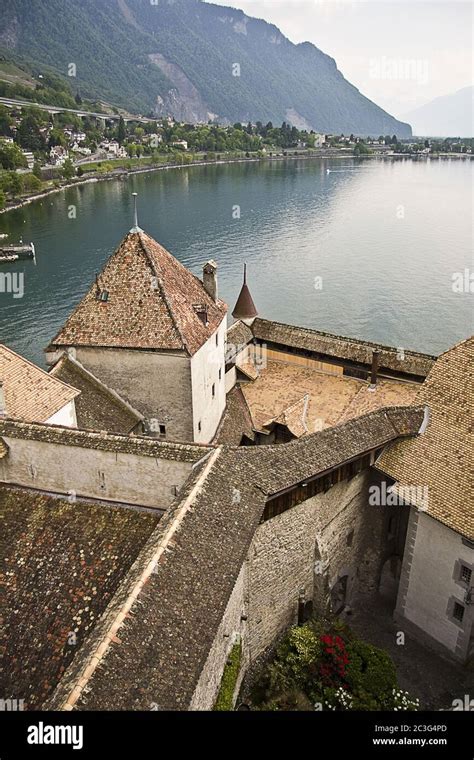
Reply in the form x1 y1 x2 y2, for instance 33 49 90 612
76 165 84 177
0 143 27 170
0 106 12 136
33 162 42 180
61 158 75 180
117 116 126 145
0 188 5 210
22 174 42 193
17 110 47 152
75 92 83 106
8 172 23 198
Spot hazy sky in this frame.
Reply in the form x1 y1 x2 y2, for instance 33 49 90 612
210 0 473 118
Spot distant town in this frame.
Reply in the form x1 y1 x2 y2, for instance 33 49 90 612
0 98 472 212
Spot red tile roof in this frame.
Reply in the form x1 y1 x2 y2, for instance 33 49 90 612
49 231 227 356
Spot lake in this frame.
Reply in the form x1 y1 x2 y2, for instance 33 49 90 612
0 157 472 366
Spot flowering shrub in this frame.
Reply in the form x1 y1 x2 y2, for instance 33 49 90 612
251 621 419 712
319 634 350 687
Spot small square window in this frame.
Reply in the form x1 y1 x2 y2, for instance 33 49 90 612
159 424 166 436
461 565 472 584
453 602 465 622
212 383 216 398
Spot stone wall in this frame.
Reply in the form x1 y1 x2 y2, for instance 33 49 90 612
0 435 194 509
395 509 474 662
245 470 390 660
72 346 194 442
190 566 247 710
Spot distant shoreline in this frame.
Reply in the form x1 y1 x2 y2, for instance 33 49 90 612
0 150 471 217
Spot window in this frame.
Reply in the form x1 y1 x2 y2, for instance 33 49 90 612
212 383 216 398
453 602 465 622
461 565 472 585
198 421 201 433
216 334 219 346
159 424 166 436
219 368 222 380
346 530 354 547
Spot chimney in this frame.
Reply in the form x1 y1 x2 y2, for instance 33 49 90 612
202 260 218 301
369 350 380 388
0 382 7 417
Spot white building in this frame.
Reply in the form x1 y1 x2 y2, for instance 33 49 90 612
171 140 188 151
378 337 474 662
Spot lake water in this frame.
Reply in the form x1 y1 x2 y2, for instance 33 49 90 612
0 157 472 367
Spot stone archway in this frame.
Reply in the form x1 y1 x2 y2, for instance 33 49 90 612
378 555 402 605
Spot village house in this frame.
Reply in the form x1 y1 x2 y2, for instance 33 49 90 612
49 145 69 166
1 204 472 711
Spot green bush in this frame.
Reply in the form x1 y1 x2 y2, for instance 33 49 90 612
213 642 242 711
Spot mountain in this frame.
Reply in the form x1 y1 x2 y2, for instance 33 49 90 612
404 87 474 137
0 0 411 136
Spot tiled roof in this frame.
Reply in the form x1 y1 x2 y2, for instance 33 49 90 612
50 355 142 434
226 320 254 361
48 231 227 356
377 336 474 540
264 395 309 437
47 405 423 711
0 485 159 709
242 405 426 496
251 318 435 378
0 344 79 423
0 419 210 464
213 386 255 445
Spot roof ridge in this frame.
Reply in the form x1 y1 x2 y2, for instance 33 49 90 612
137 232 190 355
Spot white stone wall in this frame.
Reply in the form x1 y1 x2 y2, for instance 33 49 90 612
191 318 227 444
396 509 474 661
46 400 77 428
0 435 194 509
190 566 246 710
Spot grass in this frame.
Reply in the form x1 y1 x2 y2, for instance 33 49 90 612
213 642 242 711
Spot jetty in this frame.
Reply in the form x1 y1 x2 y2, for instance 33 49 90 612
0 242 36 264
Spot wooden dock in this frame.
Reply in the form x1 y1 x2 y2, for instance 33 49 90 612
0 242 36 263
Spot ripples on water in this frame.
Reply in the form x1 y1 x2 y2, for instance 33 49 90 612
0 157 472 366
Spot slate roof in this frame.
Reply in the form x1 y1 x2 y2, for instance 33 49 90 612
50 355 142 434
45 405 423 711
0 343 79 423
0 419 210 464
250 318 435 378
377 336 474 540
0 485 159 709
48 231 227 356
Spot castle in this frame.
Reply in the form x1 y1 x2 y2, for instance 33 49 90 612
1 209 472 710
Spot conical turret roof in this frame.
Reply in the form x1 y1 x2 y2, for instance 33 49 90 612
232 264 258 321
